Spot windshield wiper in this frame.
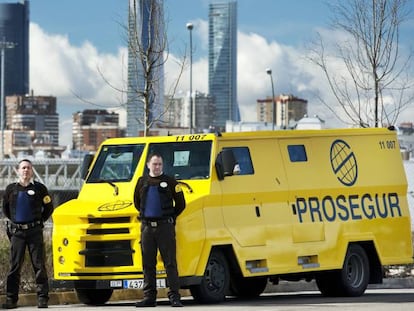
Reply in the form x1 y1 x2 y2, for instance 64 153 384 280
178 181 193 193
98 179 119 196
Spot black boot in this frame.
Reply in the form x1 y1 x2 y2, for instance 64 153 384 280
135 298 156 307
168 293 183 307
170 299 183 307
37 297 48 309
2 299 17 309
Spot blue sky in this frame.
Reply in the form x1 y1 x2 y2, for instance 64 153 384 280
2 0 414 146
28 0 332 55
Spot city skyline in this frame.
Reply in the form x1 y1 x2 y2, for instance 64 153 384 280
208 1 239 130
2 0 413 146
126 0 166 137
0 0 29 97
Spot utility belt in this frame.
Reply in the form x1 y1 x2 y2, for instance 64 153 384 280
9 220 42 230
141 217 174 227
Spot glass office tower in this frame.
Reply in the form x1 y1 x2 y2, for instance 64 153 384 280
127 0 165 136
0 0 29 97
208 1 239 130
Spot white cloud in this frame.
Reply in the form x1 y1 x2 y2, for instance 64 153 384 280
166 18 209 97
193 19 209 51
29 21 414 147
31 24 126 100
30 23 128 146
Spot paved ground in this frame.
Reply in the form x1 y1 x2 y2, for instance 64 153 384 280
6 288 414 311
2 278 414 307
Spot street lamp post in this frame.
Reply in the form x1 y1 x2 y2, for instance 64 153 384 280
0 38 16 160
266 68 276 130
186 22 194 134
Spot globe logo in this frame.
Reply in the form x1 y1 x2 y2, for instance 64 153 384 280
98 200 133 211
330 139 358 186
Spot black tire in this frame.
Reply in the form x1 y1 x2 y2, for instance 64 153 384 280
338 244 370 296
316 271 340 297
316 244 369 297
190 250 230 303
75 288 113 305
229 276 268 299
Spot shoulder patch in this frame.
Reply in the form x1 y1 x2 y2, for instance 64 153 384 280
43 195 52 204
175 184 183 193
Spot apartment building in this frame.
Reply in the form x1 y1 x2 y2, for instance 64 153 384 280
73 109 122 151
257 94 308 128
4 94 63 158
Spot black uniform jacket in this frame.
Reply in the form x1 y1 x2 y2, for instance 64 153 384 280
134 173 186 220
2 181 54 224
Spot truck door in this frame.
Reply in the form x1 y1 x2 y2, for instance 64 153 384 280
279 139 326 243
218 140 289 247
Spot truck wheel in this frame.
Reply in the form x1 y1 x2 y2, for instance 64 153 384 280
337 244 370 296
75 288 113 305
190 250 230 303
316 244 369 297
316 272 340 296
230 276 268 298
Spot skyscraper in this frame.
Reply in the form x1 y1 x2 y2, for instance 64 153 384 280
0 0 29 97
127 0 165 137
208 0 239 130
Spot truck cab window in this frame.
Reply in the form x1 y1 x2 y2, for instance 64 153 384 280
223 147 254 175
147 141 212 180
87 144 144 183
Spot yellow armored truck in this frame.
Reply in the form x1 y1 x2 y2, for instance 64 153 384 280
51 127 413 304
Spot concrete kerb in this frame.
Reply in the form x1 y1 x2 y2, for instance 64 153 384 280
0 288 188 307
2 278 414 307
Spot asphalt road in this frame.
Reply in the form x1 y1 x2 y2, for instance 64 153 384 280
10 288 414 310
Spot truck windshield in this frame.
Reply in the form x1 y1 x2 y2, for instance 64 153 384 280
87 144 145 183
147 141 212 180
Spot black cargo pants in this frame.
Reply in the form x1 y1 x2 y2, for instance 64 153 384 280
140 220 180 301
6 225 49 303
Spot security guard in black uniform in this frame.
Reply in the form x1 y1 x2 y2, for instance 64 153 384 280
2 159 54 309
134 152 186 307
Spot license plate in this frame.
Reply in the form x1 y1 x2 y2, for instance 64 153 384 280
123 279 166 289
110 280 122 287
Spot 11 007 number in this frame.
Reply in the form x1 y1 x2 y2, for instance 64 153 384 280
379 140 396 149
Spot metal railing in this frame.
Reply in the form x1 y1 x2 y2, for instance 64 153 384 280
0 158 83 191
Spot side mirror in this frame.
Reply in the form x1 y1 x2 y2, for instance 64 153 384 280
215 149 237 180
215 153 224 180
80 154 94 180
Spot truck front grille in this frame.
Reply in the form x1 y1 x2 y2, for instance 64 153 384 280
80 240 134 267
86 228 130 235
88 216 130 224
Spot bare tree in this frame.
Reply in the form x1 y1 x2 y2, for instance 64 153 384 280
309 0 413 127
127 0 186 136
